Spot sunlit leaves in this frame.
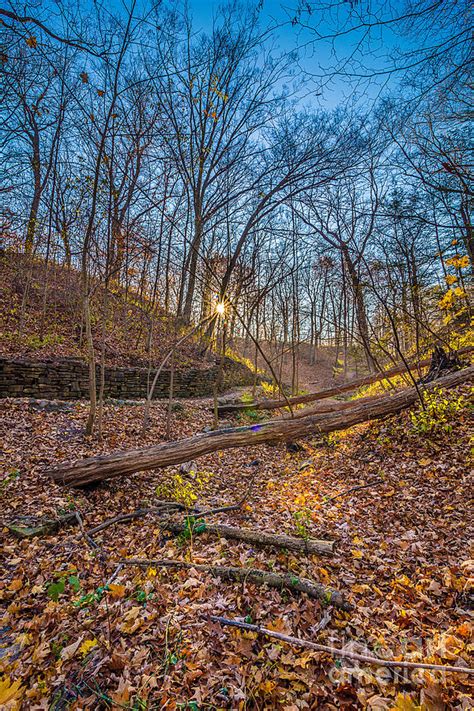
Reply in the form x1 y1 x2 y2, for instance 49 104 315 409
0 676 24 706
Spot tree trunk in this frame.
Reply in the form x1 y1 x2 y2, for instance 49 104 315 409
46 365 473 487
182 214 203 323
83 293 97 437
218 346 472 413
342 246 376 372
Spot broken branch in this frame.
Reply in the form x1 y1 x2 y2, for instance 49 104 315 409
210 616 474 675
120 559 351 610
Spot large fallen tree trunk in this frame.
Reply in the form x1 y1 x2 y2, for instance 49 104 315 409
218 346 472 413
47 366 473 487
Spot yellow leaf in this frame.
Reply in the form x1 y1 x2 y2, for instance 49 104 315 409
318 567 330 584
394 574 412 588
79 638 98 657
391 693 421 710
8 578 23 591
352 583 371 593
108 583 126 598
418 458 432 467
352 535 363 544
351 549 363 559
0 676 24 705
259 679 276 693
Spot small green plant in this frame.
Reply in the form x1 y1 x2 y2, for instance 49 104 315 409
292 508 312 540
25 333 64 350
245 408 263 421
47 573 80 601
409 386 467 435
74 585 106 609
1 469 20 491
240 390 255 404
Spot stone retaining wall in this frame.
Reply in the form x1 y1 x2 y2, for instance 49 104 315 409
0 356 257 400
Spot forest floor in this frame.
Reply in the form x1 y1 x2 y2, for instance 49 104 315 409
0 386 472 710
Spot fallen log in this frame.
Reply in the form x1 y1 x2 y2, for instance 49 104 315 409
120 558 351 610
218 346 473 413
46 366 473 487
163 520 335 556
210 616 474 675
6 512 78 539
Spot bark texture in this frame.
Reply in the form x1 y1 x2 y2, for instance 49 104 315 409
164 520 335 556
47 365 473 487
120 559 351 610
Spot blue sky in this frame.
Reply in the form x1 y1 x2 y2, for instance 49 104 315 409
185 0 415 111
32 0 429 111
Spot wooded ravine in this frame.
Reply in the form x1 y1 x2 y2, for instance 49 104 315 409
1 0 473 709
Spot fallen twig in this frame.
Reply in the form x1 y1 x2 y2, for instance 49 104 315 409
74 511 99 550
119 559 351 610
210 616 474 675
105 563 124 587
87 474 258 537
325 480 384 503
86 502 184 536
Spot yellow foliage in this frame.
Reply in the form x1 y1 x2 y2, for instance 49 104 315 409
445 254 469 269
391 693 421 710
438 289 455 310
79 638 98 657
0 676 24 707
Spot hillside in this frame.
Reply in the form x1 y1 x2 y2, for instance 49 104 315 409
0 254 207 370
0 254 350 395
